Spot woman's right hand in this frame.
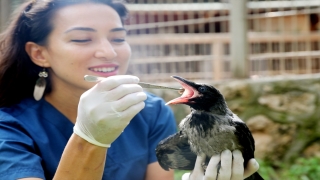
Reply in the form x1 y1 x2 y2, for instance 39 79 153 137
74 75 147 147
183 150 260 180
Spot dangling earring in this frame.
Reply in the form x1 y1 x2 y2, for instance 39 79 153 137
33 68 48 101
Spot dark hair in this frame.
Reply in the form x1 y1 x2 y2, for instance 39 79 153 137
0 0 129 107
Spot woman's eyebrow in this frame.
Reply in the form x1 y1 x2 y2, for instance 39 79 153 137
64 27 126 33
110 27 127 33
65 27 96 33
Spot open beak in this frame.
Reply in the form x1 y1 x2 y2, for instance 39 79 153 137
166 76 199 105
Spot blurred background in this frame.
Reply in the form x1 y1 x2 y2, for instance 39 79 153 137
2 0 320 179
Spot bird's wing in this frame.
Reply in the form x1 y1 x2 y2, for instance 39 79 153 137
233 120 255 165
155 131 197 171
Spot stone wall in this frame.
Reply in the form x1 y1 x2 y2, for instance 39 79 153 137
146 74 320 163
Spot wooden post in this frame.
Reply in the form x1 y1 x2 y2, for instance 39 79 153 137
212 42 223 80
230 0 248 78
0 0 12 32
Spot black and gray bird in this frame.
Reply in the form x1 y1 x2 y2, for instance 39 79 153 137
156 76 263 180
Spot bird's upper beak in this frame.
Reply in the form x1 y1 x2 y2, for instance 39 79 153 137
166 76 199 105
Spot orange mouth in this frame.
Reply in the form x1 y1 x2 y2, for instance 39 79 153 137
166 76 199 105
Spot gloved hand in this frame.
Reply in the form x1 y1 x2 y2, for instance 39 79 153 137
182 150 260 180
74 75 147 148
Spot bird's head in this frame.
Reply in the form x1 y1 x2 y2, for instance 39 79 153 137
166 76 228 114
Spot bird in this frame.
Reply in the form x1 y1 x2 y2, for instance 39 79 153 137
156 76 263 180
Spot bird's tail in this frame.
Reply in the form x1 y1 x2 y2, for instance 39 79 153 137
245 172 264 180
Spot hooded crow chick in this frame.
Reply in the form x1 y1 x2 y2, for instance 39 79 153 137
156 76 263 180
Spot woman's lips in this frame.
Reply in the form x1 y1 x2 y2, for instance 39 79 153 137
88 64 119 76
89 66 117 73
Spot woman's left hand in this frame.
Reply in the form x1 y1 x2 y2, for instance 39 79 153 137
182 150 259 180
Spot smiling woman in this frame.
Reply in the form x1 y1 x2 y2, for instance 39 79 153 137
0 0 176 180
0 1 259 180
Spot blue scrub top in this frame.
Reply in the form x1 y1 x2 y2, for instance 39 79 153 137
0 93 177 180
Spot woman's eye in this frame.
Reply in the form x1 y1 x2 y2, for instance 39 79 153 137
71 39 91 43
112 38 125 43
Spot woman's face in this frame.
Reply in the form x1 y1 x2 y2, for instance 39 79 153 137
43 3 131 92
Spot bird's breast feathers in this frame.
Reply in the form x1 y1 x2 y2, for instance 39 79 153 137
179 111 242 155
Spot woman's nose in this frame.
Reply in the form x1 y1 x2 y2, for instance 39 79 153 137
94 40 117 60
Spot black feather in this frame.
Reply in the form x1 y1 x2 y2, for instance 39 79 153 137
156 132 197 170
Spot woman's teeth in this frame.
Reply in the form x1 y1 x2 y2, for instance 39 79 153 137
92 67 116 72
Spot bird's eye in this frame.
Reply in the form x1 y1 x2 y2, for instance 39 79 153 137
198 86 207 93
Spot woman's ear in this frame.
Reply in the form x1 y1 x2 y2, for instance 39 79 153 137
25 42 51 67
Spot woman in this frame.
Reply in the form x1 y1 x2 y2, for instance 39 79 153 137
0 0 259 179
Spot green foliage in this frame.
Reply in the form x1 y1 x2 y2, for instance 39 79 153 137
281 157 320 180
255 160 279 179
174 170 189 180
258 157 320 180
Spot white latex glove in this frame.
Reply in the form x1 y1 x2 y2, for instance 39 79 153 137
182 150 259 180
74 75 147 148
